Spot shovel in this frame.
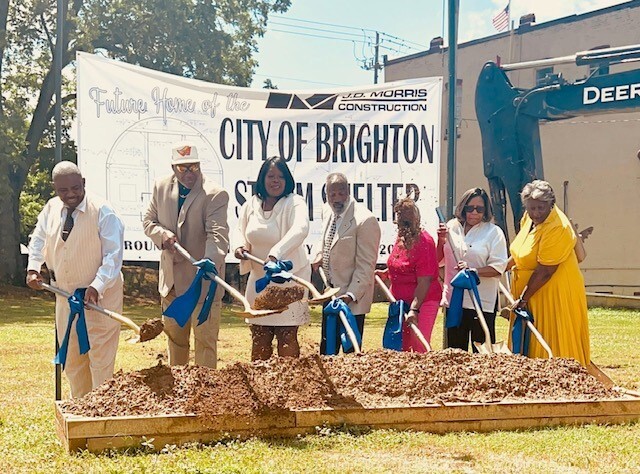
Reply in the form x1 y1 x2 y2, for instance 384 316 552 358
499 282 613 386
436 207 510 355
242 251 339 304
318 266 361 353
39 282 164 343
374 275 431 352
173 243 278 318
498 281 554 359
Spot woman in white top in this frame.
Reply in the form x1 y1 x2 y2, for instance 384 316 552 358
234 157 310 360
437 187 508 352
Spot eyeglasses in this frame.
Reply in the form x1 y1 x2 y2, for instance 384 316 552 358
175 163 200 173
464 205 485 214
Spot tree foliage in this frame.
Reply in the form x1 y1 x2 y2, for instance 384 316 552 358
0 0 290 283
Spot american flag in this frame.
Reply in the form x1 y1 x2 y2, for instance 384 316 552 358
492 3 510 32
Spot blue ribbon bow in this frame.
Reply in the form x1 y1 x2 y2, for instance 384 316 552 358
54 288 91 369
163 258 218 328
511 308 533 355
447 269 483 328
383 300 408 351
323 299 362 354
255 259 294 293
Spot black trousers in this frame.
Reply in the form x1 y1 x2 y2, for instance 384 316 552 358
320 311 365 355
446 307 497 353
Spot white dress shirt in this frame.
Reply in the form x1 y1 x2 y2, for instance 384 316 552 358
441 219 508 311
325 197 356 302
27 194 124 296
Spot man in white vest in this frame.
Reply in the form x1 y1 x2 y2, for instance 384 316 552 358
143 144 229 368
26 161 124 398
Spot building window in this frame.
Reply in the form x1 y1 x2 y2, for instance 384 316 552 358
535 67 553 86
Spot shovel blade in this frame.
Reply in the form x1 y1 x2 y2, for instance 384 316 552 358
237 308 281 318
308 287 340 304
473 340 512 355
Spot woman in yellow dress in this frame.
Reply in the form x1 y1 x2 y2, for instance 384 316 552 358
508 180 590 366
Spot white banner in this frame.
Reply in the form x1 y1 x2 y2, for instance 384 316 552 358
77 52 442 263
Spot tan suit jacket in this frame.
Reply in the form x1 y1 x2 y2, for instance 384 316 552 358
312 200 381 315
143 173 229 300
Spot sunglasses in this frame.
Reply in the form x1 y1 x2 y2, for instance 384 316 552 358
175 163 200 173
464 205 485 214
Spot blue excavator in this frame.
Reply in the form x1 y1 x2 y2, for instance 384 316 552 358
475 44 640 240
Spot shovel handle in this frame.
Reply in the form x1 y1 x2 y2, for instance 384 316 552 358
174 242 251 309
242 251 322 299
318 267 361 354
40 282 140 335
374 274 396 302
498 282 553 359
374 275 431 352
469 289 494 353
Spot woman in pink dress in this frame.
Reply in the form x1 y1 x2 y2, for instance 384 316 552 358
376 197 442 351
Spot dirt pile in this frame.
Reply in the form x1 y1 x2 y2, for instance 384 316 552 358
61 349 620 420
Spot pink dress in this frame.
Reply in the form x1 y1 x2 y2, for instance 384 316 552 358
387 230 442 351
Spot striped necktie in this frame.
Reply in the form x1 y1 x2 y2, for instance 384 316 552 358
322 214 338 277
61 209 74 242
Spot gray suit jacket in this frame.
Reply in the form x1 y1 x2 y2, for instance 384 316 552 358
143 173 229 300
312 200 381 315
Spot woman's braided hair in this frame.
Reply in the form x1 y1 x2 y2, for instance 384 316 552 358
394 196 421 250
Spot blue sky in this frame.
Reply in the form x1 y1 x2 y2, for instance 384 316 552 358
252 0 626 90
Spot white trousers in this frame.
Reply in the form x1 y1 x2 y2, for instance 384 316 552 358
55 295 121 398
162 289 221 368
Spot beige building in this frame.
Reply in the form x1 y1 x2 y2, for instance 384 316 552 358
385 1 640 296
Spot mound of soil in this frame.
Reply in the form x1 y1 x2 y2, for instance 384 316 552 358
61 349 620 421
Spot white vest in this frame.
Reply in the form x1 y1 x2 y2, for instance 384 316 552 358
44 196 122 308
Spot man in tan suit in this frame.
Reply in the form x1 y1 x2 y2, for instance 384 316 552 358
312 172 381 354
143 144 229 368
27 161 124 398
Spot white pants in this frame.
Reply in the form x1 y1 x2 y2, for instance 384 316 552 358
55 295 121 398
162 289 221 368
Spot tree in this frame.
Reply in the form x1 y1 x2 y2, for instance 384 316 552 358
263 78 278 89
0 0 290 283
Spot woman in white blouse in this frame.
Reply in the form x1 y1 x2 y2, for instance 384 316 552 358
437 187 508 352
234 157 310 360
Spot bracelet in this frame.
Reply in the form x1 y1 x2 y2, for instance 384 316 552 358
409 307 419 312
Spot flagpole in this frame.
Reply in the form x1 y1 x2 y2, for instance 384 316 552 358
508 1 514 62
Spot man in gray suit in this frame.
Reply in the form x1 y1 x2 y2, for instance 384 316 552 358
312 172 381 354
143 144 229 368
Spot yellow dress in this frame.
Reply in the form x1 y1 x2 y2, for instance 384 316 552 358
509 206 590 366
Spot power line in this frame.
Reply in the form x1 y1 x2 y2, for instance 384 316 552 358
268 27 416 55
265 15 428 84
272 15 378 34
270 28 372 45
253 73 351 87
270 15 427 51
270 20 372 40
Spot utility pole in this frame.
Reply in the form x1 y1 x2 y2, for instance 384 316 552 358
446 0 459 218
54 0 66 401
363 31 382 84
374 31 380 84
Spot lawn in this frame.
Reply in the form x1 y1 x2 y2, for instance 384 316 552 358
1 286 639 473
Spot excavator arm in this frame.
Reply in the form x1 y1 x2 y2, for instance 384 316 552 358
475 44 640 239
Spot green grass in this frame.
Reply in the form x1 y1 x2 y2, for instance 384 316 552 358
1 288 639 473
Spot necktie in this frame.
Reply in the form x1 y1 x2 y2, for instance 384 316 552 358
61 209 74 242
322 214 338 277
